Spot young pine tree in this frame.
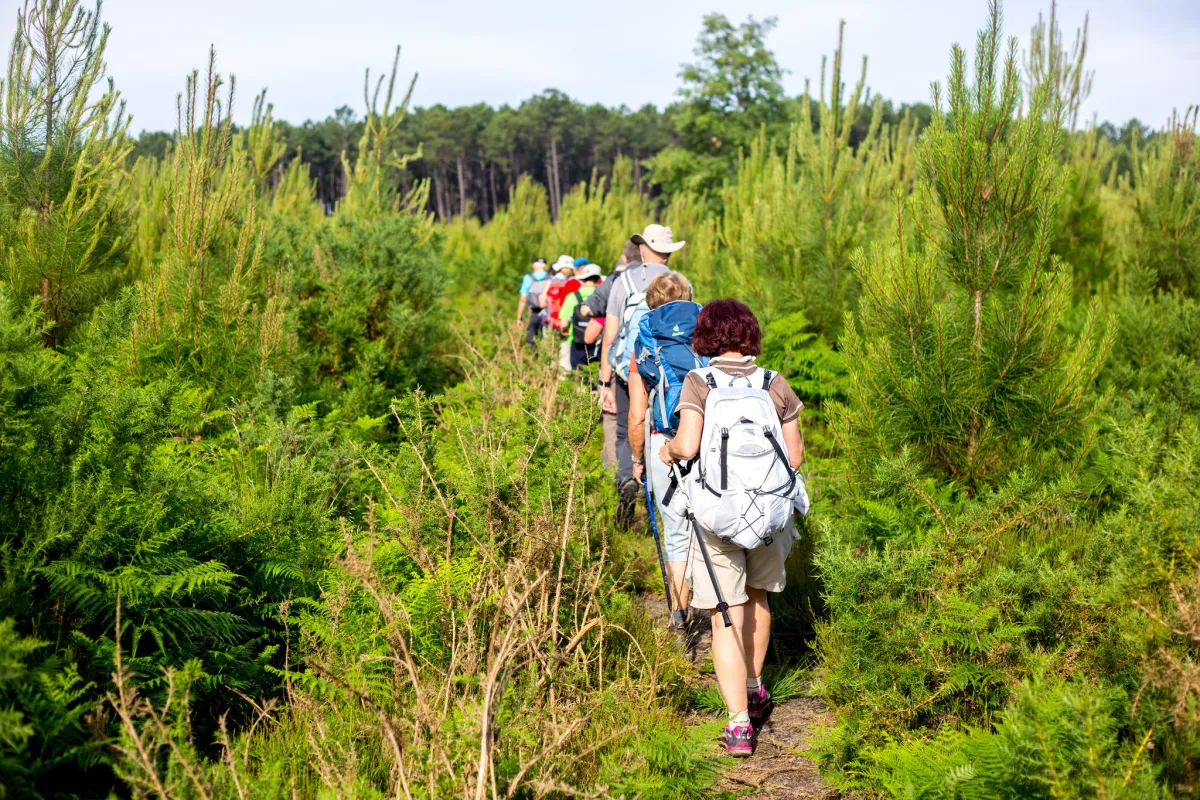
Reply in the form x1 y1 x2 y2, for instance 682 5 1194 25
0 0 131 347
830 1 1111 492
1123 107 1200 298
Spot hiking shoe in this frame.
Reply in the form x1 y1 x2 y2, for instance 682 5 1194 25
722 722 754 757
615 479 639 530
748 685 774 727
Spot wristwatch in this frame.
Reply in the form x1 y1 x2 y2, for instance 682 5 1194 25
600 379 613 388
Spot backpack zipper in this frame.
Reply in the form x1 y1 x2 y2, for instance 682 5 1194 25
720 427 730 490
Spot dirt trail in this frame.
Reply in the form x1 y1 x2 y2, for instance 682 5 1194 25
640 595 838 798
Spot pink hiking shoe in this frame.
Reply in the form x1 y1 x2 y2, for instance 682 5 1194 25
723 721 753 757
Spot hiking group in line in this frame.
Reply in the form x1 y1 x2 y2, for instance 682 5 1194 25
515 225 811 757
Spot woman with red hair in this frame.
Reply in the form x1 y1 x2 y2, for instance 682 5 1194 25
659 298 805 756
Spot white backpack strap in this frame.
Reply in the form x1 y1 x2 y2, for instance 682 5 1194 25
621 269 637 304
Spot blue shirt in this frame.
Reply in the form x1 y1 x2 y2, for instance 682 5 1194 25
520 269 549 298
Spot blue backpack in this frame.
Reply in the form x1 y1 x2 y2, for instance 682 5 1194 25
635 301 707 437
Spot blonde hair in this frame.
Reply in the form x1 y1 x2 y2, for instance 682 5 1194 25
645 271 693 309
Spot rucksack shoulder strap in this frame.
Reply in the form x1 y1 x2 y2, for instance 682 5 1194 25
704 372 718 390
762 369 774 390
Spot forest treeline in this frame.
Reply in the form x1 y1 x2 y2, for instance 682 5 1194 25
125 13 1151 223
3 0 1200 798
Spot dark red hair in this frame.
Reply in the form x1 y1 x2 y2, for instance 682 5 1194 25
692 298 762 357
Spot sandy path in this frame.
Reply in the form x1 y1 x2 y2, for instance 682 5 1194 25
639 594 838 798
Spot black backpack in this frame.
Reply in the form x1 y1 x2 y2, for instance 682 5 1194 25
570 291 593 350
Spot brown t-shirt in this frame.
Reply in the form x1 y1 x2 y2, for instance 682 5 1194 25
677 356 803 423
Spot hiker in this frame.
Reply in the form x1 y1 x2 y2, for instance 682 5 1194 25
517 257 548 345
658 298 806 757
523 257 558 348
598 225 683 530
538 254 575 309
546 257 584 374
583 241 640 470
627 271 701 624
558 263 603 371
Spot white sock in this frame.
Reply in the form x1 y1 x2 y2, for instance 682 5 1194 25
746 676 762 691
728 709 750 728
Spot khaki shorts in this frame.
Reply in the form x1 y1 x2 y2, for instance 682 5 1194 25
687 520 796 609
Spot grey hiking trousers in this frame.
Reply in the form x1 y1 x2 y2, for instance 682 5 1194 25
614 377 633 487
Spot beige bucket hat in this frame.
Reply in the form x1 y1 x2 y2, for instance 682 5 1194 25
552 254 575 273
630 224 686 254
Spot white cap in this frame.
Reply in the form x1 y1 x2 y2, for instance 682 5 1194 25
630 224 686 254
552 254 575 272
575 263 602 281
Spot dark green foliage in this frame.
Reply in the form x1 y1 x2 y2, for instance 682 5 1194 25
602 720 729 798
294 214 451 417
854 677 1164 798
0 286 367 794
759 311 849 417
807 4 1200 796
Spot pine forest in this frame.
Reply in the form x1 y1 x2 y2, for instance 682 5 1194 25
1 0 1199 797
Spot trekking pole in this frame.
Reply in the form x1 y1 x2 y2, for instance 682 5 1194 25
670 462 732 629
642 476 674 618
642 420 673 618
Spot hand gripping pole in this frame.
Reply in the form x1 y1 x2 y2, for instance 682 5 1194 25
670 461 732 628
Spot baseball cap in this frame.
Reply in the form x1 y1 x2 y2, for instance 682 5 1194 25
575 264 602 281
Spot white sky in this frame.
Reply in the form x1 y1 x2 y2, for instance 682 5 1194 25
2 0 1196 133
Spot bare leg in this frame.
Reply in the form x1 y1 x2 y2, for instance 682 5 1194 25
710 602 749 714
665 561 690 610
742 588 771 680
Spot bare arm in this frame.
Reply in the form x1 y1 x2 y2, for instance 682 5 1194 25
583 318 603 345
782 418 804 468
663 408 703 463
629 357 648 467
599 313 619 381
598 313 620 413
516 293 527 322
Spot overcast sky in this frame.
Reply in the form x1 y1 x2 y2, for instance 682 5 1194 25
2 0 1196 133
